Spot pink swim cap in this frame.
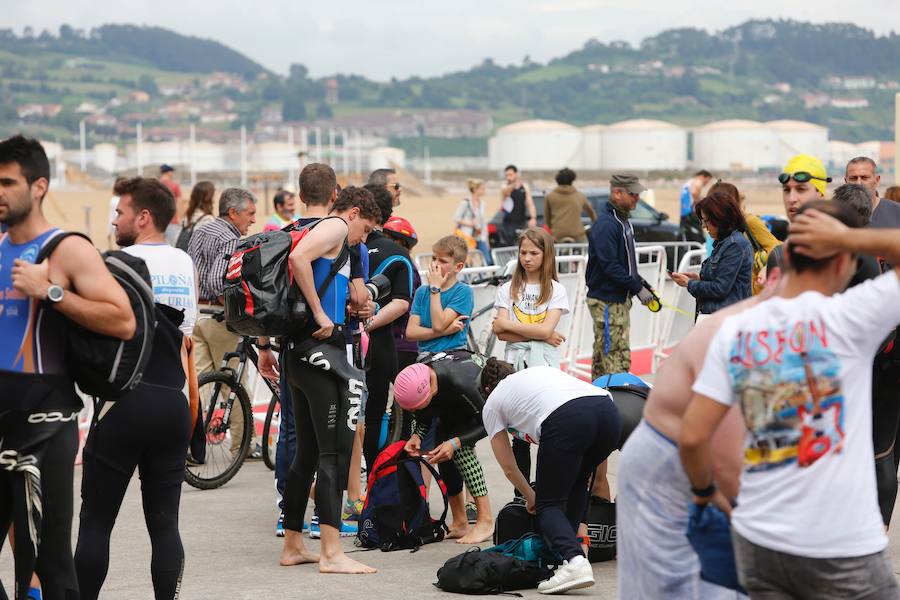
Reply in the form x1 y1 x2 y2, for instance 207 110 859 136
393 363 432 411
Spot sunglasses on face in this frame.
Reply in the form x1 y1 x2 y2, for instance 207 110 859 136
392 183 402 191
778 172 833 185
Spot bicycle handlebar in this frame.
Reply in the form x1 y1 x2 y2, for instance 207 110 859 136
468 273 513 287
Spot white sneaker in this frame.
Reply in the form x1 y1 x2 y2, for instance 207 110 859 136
538 555 595 595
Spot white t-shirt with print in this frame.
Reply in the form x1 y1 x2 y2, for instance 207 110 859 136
496 280 569 362
693 270 900 559
123 243 198 336
482 366 608 444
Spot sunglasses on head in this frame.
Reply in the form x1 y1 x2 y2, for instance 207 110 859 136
778 172 833 185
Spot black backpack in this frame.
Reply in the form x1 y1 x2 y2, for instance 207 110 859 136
493 497 536 545
223 218 349 337
37 232 157 398
435 547 552 595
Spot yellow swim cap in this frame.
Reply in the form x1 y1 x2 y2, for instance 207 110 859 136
782 154 830 196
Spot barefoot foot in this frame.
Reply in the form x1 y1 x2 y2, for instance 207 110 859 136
446 523 470 540
319 553 377 574
279 548 320 566
457 521 493 544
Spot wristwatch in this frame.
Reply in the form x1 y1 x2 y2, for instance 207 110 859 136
690 483 717 498
46 284 65 304
429 285 441 294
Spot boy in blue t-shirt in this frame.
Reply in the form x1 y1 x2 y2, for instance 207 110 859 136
407 236 473 352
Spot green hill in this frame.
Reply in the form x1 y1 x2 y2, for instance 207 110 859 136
1 20 897 147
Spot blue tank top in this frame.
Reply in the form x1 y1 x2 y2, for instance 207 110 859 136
0 228 69 375
311 253 351 325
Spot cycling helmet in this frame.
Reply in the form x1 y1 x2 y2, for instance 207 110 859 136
383 215 418 248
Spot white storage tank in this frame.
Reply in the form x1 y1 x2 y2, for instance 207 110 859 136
600 119 686 171
190 142 228 172
578 125 605 170
768 120 829 167
368 146 406 171
693 120 777 172
488 120 582 171
828 140 859 171
92 143 118 173
250 142 294 171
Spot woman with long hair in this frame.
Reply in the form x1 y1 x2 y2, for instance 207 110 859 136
454 178 491 264
670 191 753 317
182 181 216 229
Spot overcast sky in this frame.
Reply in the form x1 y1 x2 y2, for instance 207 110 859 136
6 0 898 80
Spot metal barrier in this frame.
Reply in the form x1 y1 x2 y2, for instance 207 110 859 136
652 249 705 370
636 240 703 271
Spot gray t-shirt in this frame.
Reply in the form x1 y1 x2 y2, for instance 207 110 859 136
870 198 900 229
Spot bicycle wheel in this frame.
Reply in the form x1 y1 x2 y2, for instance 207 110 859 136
262 395 279 471
185 371 253 490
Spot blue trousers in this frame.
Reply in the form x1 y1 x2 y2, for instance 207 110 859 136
275 354 296 511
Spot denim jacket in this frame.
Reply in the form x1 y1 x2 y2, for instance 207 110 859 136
687 230 753 315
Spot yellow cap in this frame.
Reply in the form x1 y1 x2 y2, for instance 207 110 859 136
783 154 829 196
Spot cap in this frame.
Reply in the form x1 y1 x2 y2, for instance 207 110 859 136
610 174 646 195
393 363 432 411
160 164 175 173
783 154 829 196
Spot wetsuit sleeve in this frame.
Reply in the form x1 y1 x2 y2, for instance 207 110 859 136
455 410 488 447
382 254 414 303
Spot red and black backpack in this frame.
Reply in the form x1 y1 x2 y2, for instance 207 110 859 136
357 440 449 552
223 217 348 337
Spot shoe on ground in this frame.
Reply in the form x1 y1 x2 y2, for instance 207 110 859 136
342 497 364 521
247 444 264 460
538 555 594 595
308 516 357 539
465 501 477 524
276 513 307 537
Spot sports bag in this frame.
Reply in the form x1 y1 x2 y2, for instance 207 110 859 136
435 547 552 595
493 497 536 546
223 217 349 337
357 440 449 552
484 534 562 570
37 231 157 398
585 496 616 562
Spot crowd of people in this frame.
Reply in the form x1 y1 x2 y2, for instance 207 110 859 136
2 128 900 599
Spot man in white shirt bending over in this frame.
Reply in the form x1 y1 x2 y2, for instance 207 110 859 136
679 200 900 598
112 177 198 336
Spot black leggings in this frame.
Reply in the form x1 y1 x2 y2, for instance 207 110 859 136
283 344 360 531
363 329 398 470
0 411 79 600
535 395 621 561
74 387 191 600
512 438 531 496
871 362 900 525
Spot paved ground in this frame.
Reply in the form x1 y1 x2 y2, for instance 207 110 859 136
2 443 900 599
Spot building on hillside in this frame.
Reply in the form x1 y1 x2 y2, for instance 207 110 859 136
128 91 151 103
17 104 62 120
325 79 339 105
830 97 869 109
488 120 582 171
767 120 829 167
600 119 687 171
692 120 778 172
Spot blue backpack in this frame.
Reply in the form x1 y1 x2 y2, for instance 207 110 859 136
484 534 562 570
357 440 449 552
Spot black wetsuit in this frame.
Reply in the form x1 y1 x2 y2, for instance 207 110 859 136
412 351 488 496
0 228 82 600
281 244 365 531
74 308 191 600
363 231 414 470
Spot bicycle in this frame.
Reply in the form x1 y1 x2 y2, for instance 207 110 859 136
465 273 511 356
186 309 281 490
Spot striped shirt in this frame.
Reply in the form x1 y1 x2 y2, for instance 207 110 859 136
188 216 240 302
